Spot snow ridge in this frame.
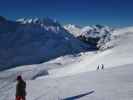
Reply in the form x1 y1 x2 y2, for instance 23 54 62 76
64 24 113 49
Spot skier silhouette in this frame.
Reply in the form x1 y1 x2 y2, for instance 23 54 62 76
16 75 26 100
101 64 104 70
97 65 100 70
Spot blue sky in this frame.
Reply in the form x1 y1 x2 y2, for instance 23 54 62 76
0 0 133 27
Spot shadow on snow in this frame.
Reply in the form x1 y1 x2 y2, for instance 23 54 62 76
62 90 95 100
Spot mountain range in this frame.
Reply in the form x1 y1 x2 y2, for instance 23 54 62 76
64 24 113 49
0 16 120 70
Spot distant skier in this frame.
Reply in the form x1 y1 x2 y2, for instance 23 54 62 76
101 64 104 70
97 65 100 70
16 75 26 100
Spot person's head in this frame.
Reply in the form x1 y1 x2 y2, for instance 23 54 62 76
17 75 22 81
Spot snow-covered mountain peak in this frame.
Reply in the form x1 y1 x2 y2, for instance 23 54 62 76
64 24 82 37
16 17 66 34
64 24 112 38
81 26 93 33
17 17 60 27
79 25 113 40
81 25 112 34
64 24 113 49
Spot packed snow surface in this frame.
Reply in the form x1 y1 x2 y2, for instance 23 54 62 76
1 64 133 100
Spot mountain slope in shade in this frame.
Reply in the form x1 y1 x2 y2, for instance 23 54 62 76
0 17 88 70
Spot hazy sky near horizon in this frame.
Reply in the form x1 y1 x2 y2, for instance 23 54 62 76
0 0 133 26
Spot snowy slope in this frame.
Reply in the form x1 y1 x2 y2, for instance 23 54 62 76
49 26 133 77
27 64 133 100
0 23 133 100
1 64 133 100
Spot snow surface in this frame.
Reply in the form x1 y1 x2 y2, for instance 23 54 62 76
0 25 133 100
1 64 133 100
